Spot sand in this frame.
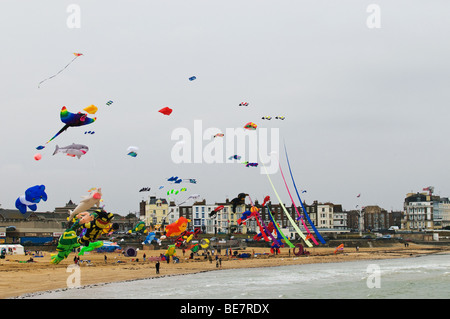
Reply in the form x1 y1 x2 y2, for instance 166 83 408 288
1 243 448 299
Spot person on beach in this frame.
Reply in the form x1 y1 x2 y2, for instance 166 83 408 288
143 253 146 261
155 260 160 274
104 255 107 263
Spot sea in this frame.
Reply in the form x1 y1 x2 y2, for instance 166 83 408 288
19 253 449 301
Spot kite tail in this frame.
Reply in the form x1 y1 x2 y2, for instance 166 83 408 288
266 203 295 248
46 124 70 144
279 163 319 245
259 153 312 248
247 195 276 243
284 144 326 244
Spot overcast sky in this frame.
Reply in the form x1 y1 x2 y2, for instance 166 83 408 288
1 1 450 215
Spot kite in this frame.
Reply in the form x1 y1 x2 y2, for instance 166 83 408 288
284 144 326 244
188 76 197 81
275 116 285 120
36 106 97 150
67 188 102 223
159 107 173 115
15 185 47 214
177 194 200 206
184 179 197 184
167 188 187 196
239 102 249 106
84 131 95 134
34 153 42 161
334 243 344 254
143 232 160 245
83 104 98 114
106 100 113 106
127 146 139 157
167 176 183 183
214 133 224 138
209 205 224 218
262 116 272 120
79 241 103 256
228 155 241 160
139 187 151 192
165 217 190 237
244 122 257 130
128 221 147 234
53 143 89 159
165 245 177 258
38 53 83 88
244 162 258 167
230 193 247 213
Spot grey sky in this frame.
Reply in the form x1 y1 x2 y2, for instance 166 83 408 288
1 1 450 215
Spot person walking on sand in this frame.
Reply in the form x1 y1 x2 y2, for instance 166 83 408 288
104 255 107 263
143 253 146 261
156 260 160 274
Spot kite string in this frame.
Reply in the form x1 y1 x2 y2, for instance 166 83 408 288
284 143 326 244
278 163 319 245
258 152 312 247
247 195 277 243
38 55 80 88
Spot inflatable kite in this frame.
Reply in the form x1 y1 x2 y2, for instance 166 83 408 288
165 245 176 258
244 122 257 130
15 185 48 214
165 217 190 237
159 107 173 115
34 153 42 161
79 241 103 256
38 53 83 88
67 188 102 223
231 193 247 213
51 208 117 264
209 205 224 218
36 106 96 149
128 221 147 234
143 232 159 245
53 143 89 159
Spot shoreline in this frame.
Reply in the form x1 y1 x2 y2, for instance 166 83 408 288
2 243 448 299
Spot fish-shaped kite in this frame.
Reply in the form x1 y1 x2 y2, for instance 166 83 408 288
53 143 89 159
36 106 96 150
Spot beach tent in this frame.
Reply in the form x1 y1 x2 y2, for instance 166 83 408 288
0 244 25 255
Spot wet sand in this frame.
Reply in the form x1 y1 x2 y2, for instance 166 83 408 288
1 243 448 299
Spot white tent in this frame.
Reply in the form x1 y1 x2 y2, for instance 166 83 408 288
0 244 25 255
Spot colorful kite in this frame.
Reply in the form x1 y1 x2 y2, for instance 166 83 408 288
165 217 190 237
127 146 139 157
106 100 113 106
239 102 249 106
244 162 258 167
334 243 344 254
159 107 173 115
262 116 272 120
214 133 224 138
83 104 98 114
244 122 257 130
38 53 83 88
228 155 241 160
36 106 96 149
209 205 224 218
275 116 285 120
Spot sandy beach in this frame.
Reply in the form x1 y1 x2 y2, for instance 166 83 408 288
1 243 448 299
